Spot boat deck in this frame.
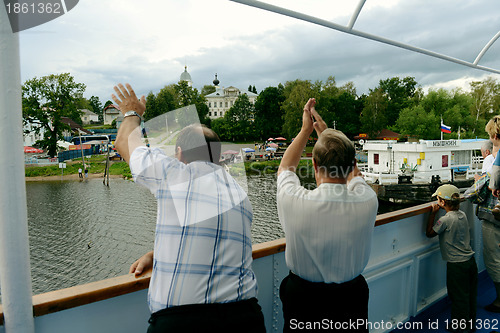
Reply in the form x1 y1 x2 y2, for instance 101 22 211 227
392 271 499 333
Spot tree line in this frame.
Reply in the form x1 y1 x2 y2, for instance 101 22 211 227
22 73 500 157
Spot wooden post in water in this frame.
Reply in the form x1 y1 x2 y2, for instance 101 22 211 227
78 129 86 172
103 143 110 186
0 6 35 333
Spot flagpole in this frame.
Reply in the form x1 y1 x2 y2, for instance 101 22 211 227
441 116 443 140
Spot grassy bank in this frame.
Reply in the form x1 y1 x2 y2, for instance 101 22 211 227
25 155 131 179
25 156 313 179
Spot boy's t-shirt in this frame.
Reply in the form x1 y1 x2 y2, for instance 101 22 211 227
433 210 474 263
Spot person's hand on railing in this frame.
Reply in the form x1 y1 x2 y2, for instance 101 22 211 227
129 251 154 277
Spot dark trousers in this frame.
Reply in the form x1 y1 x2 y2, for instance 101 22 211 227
447 257 478 330
147 298 266 333
280 272 369 332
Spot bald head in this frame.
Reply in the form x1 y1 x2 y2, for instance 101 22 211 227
175 124 221 164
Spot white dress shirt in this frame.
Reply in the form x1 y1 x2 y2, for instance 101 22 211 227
482 153 494 174
277 171 378 284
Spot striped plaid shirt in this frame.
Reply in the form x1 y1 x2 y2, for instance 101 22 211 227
130 146 257 313
464 173 499 225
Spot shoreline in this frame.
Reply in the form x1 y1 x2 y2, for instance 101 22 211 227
25 173 124 182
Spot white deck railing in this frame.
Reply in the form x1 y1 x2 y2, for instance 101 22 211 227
0 200 487 333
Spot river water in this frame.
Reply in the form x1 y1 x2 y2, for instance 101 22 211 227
25 174 410 295
25 175 284 295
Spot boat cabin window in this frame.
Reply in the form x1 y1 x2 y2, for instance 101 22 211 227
442 155 448 167
450 150 470 166
374 153 379 165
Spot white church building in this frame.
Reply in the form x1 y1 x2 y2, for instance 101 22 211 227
204 74 258 119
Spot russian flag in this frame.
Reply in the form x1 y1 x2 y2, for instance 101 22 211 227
440 122 451 133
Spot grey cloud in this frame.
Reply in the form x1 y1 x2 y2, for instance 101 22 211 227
19 0 500 101
183 0 500 95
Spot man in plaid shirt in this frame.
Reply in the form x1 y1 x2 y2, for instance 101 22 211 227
113 83 265 332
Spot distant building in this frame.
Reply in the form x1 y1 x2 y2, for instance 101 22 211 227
23 116 91 146
180 66 192 87
355 129 401 141
23 120 45 147
103 104 121 125
205 74 258 119
61 117 92 138
80 109 99 124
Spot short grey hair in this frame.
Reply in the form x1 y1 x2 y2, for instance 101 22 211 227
482 140 493 154
312 129 355 178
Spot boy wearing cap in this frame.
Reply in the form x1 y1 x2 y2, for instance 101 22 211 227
426 184 477 333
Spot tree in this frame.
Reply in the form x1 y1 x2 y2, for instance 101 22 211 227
410 88 476 138
254 86 285 139
175 81 210 126
145 92 158 122
281 80 318 139
144 86 177 121
22 73 86 157
246 85 257 94
328 91 362 138
211 117 230 141
201 85 216 96
88 96 103 123
420 89 453 115
469 77 500 133
450 90 476 136
360 88 388 138
103 100 113 109
316 77 361 138
223 94 256 141
378 76 418 126
396 105 440 139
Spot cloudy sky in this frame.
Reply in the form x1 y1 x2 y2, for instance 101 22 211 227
17 0 500 103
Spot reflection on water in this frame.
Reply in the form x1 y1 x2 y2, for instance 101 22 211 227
25 174 410 295
26 175 285 295
247 175 284 244
26 179 156 295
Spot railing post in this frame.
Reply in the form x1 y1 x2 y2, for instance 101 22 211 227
0 5 35 333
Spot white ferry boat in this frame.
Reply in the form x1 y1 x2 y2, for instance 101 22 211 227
361 139 486 185
359 139 488 203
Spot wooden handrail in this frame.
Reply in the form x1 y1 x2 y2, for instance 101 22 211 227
0 201 433 325
375 201 432 227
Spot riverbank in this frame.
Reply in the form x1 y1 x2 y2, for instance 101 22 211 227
25 158 313 180
25 157 131 179
25 173 123 182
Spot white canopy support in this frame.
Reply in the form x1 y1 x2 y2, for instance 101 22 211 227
474 30 500 65
0 5 35 333
229 0 500 75
347 0 366 30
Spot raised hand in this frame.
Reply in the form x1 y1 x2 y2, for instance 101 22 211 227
112 83 146 116
301 98 315 135
309 102 327 136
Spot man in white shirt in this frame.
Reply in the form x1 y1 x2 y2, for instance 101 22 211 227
113 83 265 332
475 140 494 181
277 98 378 332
